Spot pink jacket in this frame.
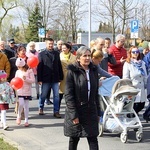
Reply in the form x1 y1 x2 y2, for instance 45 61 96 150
15 69 35 96
26 51 39 75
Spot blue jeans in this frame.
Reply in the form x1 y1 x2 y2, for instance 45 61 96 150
39 82 59 113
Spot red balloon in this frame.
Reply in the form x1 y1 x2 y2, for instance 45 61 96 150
27 56 39 68
10 77 23 90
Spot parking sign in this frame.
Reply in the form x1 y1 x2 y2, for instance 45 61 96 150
130 20 139 38
38 28 45 38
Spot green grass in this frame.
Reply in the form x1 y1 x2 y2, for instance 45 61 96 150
0 138 18 150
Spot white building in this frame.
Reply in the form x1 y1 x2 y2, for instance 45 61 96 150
77 32 113 46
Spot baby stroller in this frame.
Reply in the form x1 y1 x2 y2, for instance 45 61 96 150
99 78 143 143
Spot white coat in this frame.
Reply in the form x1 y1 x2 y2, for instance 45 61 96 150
123 61 147 103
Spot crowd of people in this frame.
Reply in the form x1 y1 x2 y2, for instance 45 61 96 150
0 35 150 150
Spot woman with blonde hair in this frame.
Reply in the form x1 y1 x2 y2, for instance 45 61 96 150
91 50 112 78
59 43 76 111
26 41 39 99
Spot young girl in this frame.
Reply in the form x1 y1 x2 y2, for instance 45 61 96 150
15 58 35 127
0 70 15 130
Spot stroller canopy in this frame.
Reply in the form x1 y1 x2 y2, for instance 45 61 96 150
112 79 139 99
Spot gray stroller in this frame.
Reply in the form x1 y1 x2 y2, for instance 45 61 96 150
99 78 143 143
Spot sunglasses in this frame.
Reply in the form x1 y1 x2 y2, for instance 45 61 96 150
131 50 140 54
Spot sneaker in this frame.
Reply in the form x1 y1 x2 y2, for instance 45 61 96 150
29 96 32 101
39 109 44 115
53 112 61 118
3 126 9 130
16 118 21 125
24 122 29 127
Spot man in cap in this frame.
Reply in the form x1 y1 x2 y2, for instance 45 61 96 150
0 41 15 59
6 39 18 54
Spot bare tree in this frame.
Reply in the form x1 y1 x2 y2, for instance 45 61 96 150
115 0 139 34
0 0 18 32
137 1 150 40
54 0 87 42
94 0 139 42
94 0 119 42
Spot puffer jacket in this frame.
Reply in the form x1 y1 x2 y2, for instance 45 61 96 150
15 69 35 96
0 52 10 77
0 82 15 104
64 62 101 137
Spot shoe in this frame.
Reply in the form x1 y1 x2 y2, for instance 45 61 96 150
45 99 50 105
24 122 29 127
16 118 21 125
37 94 39 99
29 96 32 101
53 112 61 118
39 109 44 115
49 100 53 104
45 99 53 105
3 126 9 130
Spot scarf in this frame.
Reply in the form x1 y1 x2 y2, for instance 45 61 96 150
131 59 145 76
63 52 71 61
30 50 36 54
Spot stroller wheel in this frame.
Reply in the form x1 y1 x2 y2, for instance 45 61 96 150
99 124 104 137
136 131 143 142
120 133 127 143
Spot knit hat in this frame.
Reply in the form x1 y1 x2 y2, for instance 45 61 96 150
0 70 7 79
142 41 149 49
138 47 143 53
15 58 25 67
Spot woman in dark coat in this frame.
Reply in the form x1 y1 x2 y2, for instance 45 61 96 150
64 46 101 150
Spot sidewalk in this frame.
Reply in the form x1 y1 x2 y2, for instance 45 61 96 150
0 88 150 150
0 95 91 150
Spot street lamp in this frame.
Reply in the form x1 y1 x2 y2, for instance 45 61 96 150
88 0 91 48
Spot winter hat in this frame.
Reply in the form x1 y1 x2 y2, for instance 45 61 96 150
138 47 143 53
15 58 25 67
0 70 7 79
142 41 149 49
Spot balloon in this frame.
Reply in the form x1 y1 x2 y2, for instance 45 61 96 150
10 77 23 90
27 56 39 68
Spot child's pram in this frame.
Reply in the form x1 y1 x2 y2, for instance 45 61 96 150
99 78 143 143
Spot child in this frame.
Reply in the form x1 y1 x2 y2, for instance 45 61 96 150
0 70 15 130
15 58 35 127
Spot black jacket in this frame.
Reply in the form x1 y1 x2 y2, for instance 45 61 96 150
2 49 15 59
64 62 101 137
37 49 63 83
8 56 28 82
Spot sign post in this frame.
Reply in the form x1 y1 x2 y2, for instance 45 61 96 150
130 20 139 45
38 28 45 39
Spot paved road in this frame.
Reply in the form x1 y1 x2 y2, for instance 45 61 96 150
0 87 149 150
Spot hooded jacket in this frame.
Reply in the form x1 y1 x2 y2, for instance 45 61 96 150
64 62 101 137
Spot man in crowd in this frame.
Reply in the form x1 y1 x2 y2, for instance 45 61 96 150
54 40 63 53
0 41 15 59
37 38 63 118
6 39 18 54
108 34 127 78
94 37 116 72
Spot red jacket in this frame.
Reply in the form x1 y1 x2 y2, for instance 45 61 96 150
108 44 127 78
